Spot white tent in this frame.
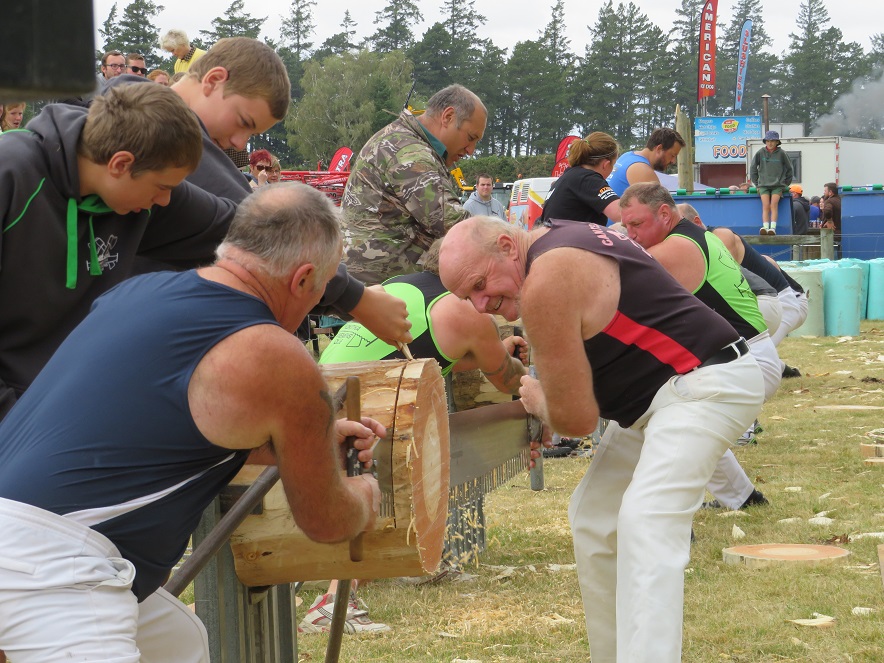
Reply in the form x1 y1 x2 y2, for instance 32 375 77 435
655 171 710 192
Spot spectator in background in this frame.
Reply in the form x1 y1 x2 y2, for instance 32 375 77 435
809 196 821 225
789 184 810 235
126 53 148 77
160 29 207 73
148 69 171 86
97 50 126 91
607 127 685 195
821 182 842 258
268 155 282 183
247 149 274 189
170 71 187 84
463 173 507 220
0 103 25 132
750 131 793 236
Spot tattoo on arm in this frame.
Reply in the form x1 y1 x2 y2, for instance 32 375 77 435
482 355 524 395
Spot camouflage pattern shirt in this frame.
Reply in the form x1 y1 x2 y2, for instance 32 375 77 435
341 110 468 285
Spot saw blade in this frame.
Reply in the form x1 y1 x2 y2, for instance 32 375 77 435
448 399 533 488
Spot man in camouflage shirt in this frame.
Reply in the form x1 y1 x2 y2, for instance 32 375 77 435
341 84 487 285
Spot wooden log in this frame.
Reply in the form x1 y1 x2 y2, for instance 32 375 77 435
864 457 884 468
228 359 450 585
722 543 851 569
861 443 884 458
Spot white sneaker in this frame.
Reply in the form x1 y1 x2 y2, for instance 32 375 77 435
298 592 391 634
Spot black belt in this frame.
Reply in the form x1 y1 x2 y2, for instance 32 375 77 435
694 338 749 371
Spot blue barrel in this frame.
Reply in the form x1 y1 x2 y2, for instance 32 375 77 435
868 259 884 320
840 190 884 260
822 265 862 335
784 268 825 336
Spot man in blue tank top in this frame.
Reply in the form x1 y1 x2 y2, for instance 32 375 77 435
0 183 385 663
607 127 686 196
438 216 764 663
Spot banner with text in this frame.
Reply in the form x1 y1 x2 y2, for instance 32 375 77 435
734 19 753 110
694 116 762 163
697 0 719 101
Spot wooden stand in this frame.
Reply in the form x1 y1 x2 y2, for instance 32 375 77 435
229 359 450 585
723 543 850 569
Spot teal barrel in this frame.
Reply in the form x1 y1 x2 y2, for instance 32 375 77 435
783 267 825 337
822 264 862 336
839 259 870 319
867 259 884 321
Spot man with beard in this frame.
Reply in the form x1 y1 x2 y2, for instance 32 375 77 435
607 128 686 196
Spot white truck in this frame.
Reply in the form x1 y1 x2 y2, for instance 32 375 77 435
746 136 884 198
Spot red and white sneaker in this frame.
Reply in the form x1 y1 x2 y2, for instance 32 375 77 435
297 592 391 634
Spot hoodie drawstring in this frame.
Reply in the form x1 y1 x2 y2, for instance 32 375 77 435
65 195 113 289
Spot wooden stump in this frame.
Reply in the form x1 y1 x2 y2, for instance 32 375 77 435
723 544 851 569
228 359 450 585
860 443 884 458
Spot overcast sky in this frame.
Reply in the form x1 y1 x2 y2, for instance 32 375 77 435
93 0 879 59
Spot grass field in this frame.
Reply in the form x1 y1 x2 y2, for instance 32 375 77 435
294 322 884 662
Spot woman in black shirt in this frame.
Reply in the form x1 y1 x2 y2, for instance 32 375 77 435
541 132 621 227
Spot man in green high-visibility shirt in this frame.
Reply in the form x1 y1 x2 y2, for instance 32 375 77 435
301 237 528 635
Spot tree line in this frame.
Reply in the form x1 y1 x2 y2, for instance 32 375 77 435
97 0 884 172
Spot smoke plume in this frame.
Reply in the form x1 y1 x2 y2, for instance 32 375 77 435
811 69 884 138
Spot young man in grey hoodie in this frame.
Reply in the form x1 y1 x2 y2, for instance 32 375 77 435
463 173 507 220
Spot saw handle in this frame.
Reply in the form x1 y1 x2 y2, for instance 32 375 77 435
342 376 364 562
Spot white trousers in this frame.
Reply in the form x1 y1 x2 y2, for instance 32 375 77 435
771 288 809 346
0 498 208 663
568 354 763 662
755 293 783 339
706 332 781 508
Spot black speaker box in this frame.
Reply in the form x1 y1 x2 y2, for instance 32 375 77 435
0 0 96 101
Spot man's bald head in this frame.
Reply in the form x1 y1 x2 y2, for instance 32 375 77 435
440 217 517 282
677 203 705 229
439 217 526 320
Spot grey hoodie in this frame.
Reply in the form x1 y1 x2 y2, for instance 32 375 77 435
463 190 507 220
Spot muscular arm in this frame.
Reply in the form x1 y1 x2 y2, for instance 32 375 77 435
711 227 745 263
626 162 661 187
647 235 706 293
520 248 619 436
432 295 526 395
188 325 374 543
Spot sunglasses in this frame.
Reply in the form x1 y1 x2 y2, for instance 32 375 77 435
129 65 147 75
254 164 272 172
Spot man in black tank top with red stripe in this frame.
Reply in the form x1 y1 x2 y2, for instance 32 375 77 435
439 216 764 663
